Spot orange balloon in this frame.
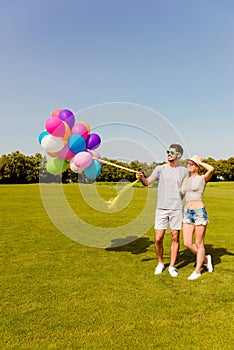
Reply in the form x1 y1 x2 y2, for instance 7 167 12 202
47 151 57 157
61 122 71 143
51 109 62 117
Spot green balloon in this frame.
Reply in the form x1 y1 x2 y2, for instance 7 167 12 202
46 157 68 175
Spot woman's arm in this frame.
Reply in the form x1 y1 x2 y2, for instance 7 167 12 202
198 160 214 183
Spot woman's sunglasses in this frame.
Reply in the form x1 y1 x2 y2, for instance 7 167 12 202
187 161 197 166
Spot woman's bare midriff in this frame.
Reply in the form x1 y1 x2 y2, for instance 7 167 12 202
185 200 204 210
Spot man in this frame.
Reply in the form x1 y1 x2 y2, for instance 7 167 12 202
137 144 187 277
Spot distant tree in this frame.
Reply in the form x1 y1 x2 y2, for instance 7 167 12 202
0 152 233 183
0 151 25 183
0 151 46 184
223 157 234 181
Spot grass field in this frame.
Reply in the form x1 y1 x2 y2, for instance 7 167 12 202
1 182 234 349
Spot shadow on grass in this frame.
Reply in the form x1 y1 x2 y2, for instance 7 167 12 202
176 244 234 270
205 244 234 266
106 237 233 269
105 236 154 255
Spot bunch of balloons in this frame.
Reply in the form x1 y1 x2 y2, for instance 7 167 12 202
38 108 102 179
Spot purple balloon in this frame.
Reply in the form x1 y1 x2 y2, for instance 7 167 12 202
58 109 75 129
86 133 101 150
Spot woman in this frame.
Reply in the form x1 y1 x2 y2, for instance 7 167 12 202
181 155 214 280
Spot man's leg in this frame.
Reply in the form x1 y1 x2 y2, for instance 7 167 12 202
170 230 180 267
154 229 165 263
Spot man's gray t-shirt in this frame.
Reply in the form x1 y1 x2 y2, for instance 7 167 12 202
152 164 187 210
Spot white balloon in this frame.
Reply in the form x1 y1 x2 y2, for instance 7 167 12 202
41 135 64 153
70 158 84 173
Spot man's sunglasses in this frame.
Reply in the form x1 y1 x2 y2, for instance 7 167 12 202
166 150 180 155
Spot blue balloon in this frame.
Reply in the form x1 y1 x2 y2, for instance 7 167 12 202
84 159 102 179
68 134 86 154
38 130 49 144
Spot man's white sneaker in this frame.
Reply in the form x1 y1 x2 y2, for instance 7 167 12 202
154 263 165 275
187 271 201 280
168 266 178 278
204 254 213 272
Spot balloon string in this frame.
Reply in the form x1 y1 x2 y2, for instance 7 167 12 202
106 177 139 209
92 157 140 209
93 157 138 173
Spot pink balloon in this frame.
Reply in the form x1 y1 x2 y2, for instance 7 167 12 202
45 117 66 137
73 151 92 169
71 122 90 140
88 149 101 159
56 144 76 160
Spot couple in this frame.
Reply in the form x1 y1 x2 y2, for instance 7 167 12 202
137 144 214 280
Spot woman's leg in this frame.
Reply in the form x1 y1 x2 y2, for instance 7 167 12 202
183 223 196 254
194 225 207 273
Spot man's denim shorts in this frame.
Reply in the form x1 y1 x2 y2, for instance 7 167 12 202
183 207 209 226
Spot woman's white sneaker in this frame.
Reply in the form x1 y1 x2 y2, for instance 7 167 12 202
204 255 213 272
187 271 201 280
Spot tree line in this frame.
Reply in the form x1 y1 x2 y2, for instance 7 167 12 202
0 151 233 184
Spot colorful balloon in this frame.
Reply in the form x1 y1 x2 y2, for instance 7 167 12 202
41 134 64 153
58 109 75 129
39 109 103 177
61 122 71 143
47 151 57 157
38 130 49 144
70 158 84 173
46 157 68 175
84 159 102 179
56 144 76 160
88 149 101 159
86 133 101 150
73 151 92 169
51 109 62 118
79 121 90 133
71 122 90 140
45 117 66 137
68 134 86 154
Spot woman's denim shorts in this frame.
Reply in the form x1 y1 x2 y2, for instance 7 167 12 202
183 207 209 226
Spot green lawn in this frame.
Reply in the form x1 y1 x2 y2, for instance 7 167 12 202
0 182 233 349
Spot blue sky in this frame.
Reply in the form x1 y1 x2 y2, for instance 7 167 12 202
1 0 233 163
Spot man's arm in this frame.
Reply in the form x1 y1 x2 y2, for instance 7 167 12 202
137 172 157 186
